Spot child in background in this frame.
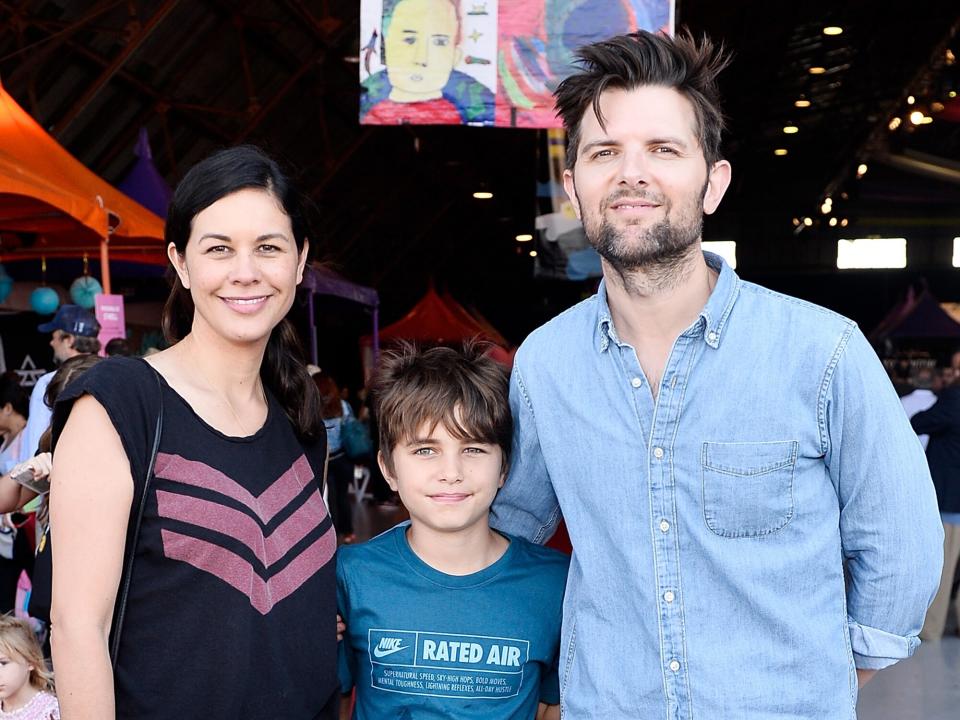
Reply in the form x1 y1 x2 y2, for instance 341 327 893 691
337 342 567 720
0 614 58 719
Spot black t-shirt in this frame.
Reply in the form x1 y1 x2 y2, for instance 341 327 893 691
53 357 338 719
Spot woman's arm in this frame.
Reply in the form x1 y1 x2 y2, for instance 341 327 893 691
50 395 134 720
0 453 46 512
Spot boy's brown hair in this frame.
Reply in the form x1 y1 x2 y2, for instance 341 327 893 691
371 340 511 474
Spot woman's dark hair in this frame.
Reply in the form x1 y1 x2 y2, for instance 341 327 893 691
0 373 29 419
38 354 103 453
313 372 343 420
162 145 322 443
554 30 730 169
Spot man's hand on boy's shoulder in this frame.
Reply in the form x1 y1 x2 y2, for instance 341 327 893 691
537 702 559 720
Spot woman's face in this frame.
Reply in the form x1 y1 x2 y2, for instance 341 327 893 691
169 188 308 347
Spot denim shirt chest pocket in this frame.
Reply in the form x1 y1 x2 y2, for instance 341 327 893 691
701 440 798 538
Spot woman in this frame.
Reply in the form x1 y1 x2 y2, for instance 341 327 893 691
50 146 339 719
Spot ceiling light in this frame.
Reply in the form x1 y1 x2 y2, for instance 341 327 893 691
829 217 838 227
907 95 916 105
808 66 826 75
840 218 849 227
529 250 538 258
794 98 812 108
515 233 533 242
909 110 925 125
774 148 788 156
783 123 799 134
888 117 902 130
821 203 832 215
931 101 944 113
946 49 956 65
792 218 801 226
803 217 813 227
856 163 868 178
823 26 843 36
472 191 493 199
949 91 957 98
919 116 933 125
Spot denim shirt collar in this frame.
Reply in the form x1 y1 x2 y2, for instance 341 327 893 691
595 250 740 353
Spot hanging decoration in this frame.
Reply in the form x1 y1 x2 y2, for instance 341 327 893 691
69 254 102 309
0 264 13 305
29 257 60 315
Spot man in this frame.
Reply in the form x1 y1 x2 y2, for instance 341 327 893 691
912 368 960 641
16 304 100 464
490 31 943 718
901 365 938 449
360 0 494 125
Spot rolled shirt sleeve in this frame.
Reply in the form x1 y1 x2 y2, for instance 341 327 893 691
489 356 561 545
824 327 943 669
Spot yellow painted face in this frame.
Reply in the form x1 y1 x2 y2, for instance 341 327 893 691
384 0 462 101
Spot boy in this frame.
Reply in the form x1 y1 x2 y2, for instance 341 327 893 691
337 342 567 719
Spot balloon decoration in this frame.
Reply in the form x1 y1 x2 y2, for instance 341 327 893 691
69 254 102 309
70 276 102 308
30 286 60 315
0 265 12 304
29 257 60 315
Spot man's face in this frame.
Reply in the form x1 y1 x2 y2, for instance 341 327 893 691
563 86 731 274
49 330 76 363
384 0 461 100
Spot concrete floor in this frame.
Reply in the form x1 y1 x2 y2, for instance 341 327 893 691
345 500 960 719
858 636 960 719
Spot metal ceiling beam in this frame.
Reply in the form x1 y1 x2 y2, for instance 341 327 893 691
52 0 182 138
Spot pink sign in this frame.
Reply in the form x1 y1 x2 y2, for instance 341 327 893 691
95 294 126 355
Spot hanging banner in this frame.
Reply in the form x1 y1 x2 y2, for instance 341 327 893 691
94 294 126 354
359 0 674 128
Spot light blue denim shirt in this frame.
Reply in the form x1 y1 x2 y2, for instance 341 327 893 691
490 253 943 719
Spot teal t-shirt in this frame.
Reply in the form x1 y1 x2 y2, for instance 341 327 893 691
337 524 569 719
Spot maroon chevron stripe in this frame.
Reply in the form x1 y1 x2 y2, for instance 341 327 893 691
153 453 314 523
156 488 327 567
161 527 336 615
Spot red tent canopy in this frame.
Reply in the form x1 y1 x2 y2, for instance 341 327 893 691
364 287 513 364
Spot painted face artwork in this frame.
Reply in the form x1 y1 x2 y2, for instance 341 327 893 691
385 0 462 102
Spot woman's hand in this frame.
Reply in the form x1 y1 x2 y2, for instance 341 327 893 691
10 452 53 482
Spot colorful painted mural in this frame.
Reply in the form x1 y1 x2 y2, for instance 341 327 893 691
359 0 673 127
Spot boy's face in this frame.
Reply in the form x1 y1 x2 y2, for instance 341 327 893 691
379 415 505 537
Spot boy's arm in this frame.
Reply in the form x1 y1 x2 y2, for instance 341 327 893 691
537 702 559 720
336 556 355 693
489 360 561 544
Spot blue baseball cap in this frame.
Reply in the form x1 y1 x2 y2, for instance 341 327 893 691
37 304 101 337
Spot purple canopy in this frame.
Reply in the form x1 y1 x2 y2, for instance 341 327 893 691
118 128 172 219
302 265 380 365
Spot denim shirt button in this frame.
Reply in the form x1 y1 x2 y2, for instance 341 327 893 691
663 591 675 603
669 660 681 672
659 519 670 532
707 330 718 343
653 447 665 459
631 377 643 388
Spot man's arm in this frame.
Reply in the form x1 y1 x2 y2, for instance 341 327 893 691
489 358 561 544
17 374 53 463
824 328 943 673
910 395 956 436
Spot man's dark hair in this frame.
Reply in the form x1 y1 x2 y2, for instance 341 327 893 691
70 334 101 355
554 30 730 169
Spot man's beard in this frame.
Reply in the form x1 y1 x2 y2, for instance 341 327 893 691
581 186 706 277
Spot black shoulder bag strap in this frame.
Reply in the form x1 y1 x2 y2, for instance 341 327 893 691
109 369 164 667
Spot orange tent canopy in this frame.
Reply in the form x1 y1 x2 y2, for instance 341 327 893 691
0 81 166 287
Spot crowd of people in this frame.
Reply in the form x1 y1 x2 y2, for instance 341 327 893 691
0 29 951 720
